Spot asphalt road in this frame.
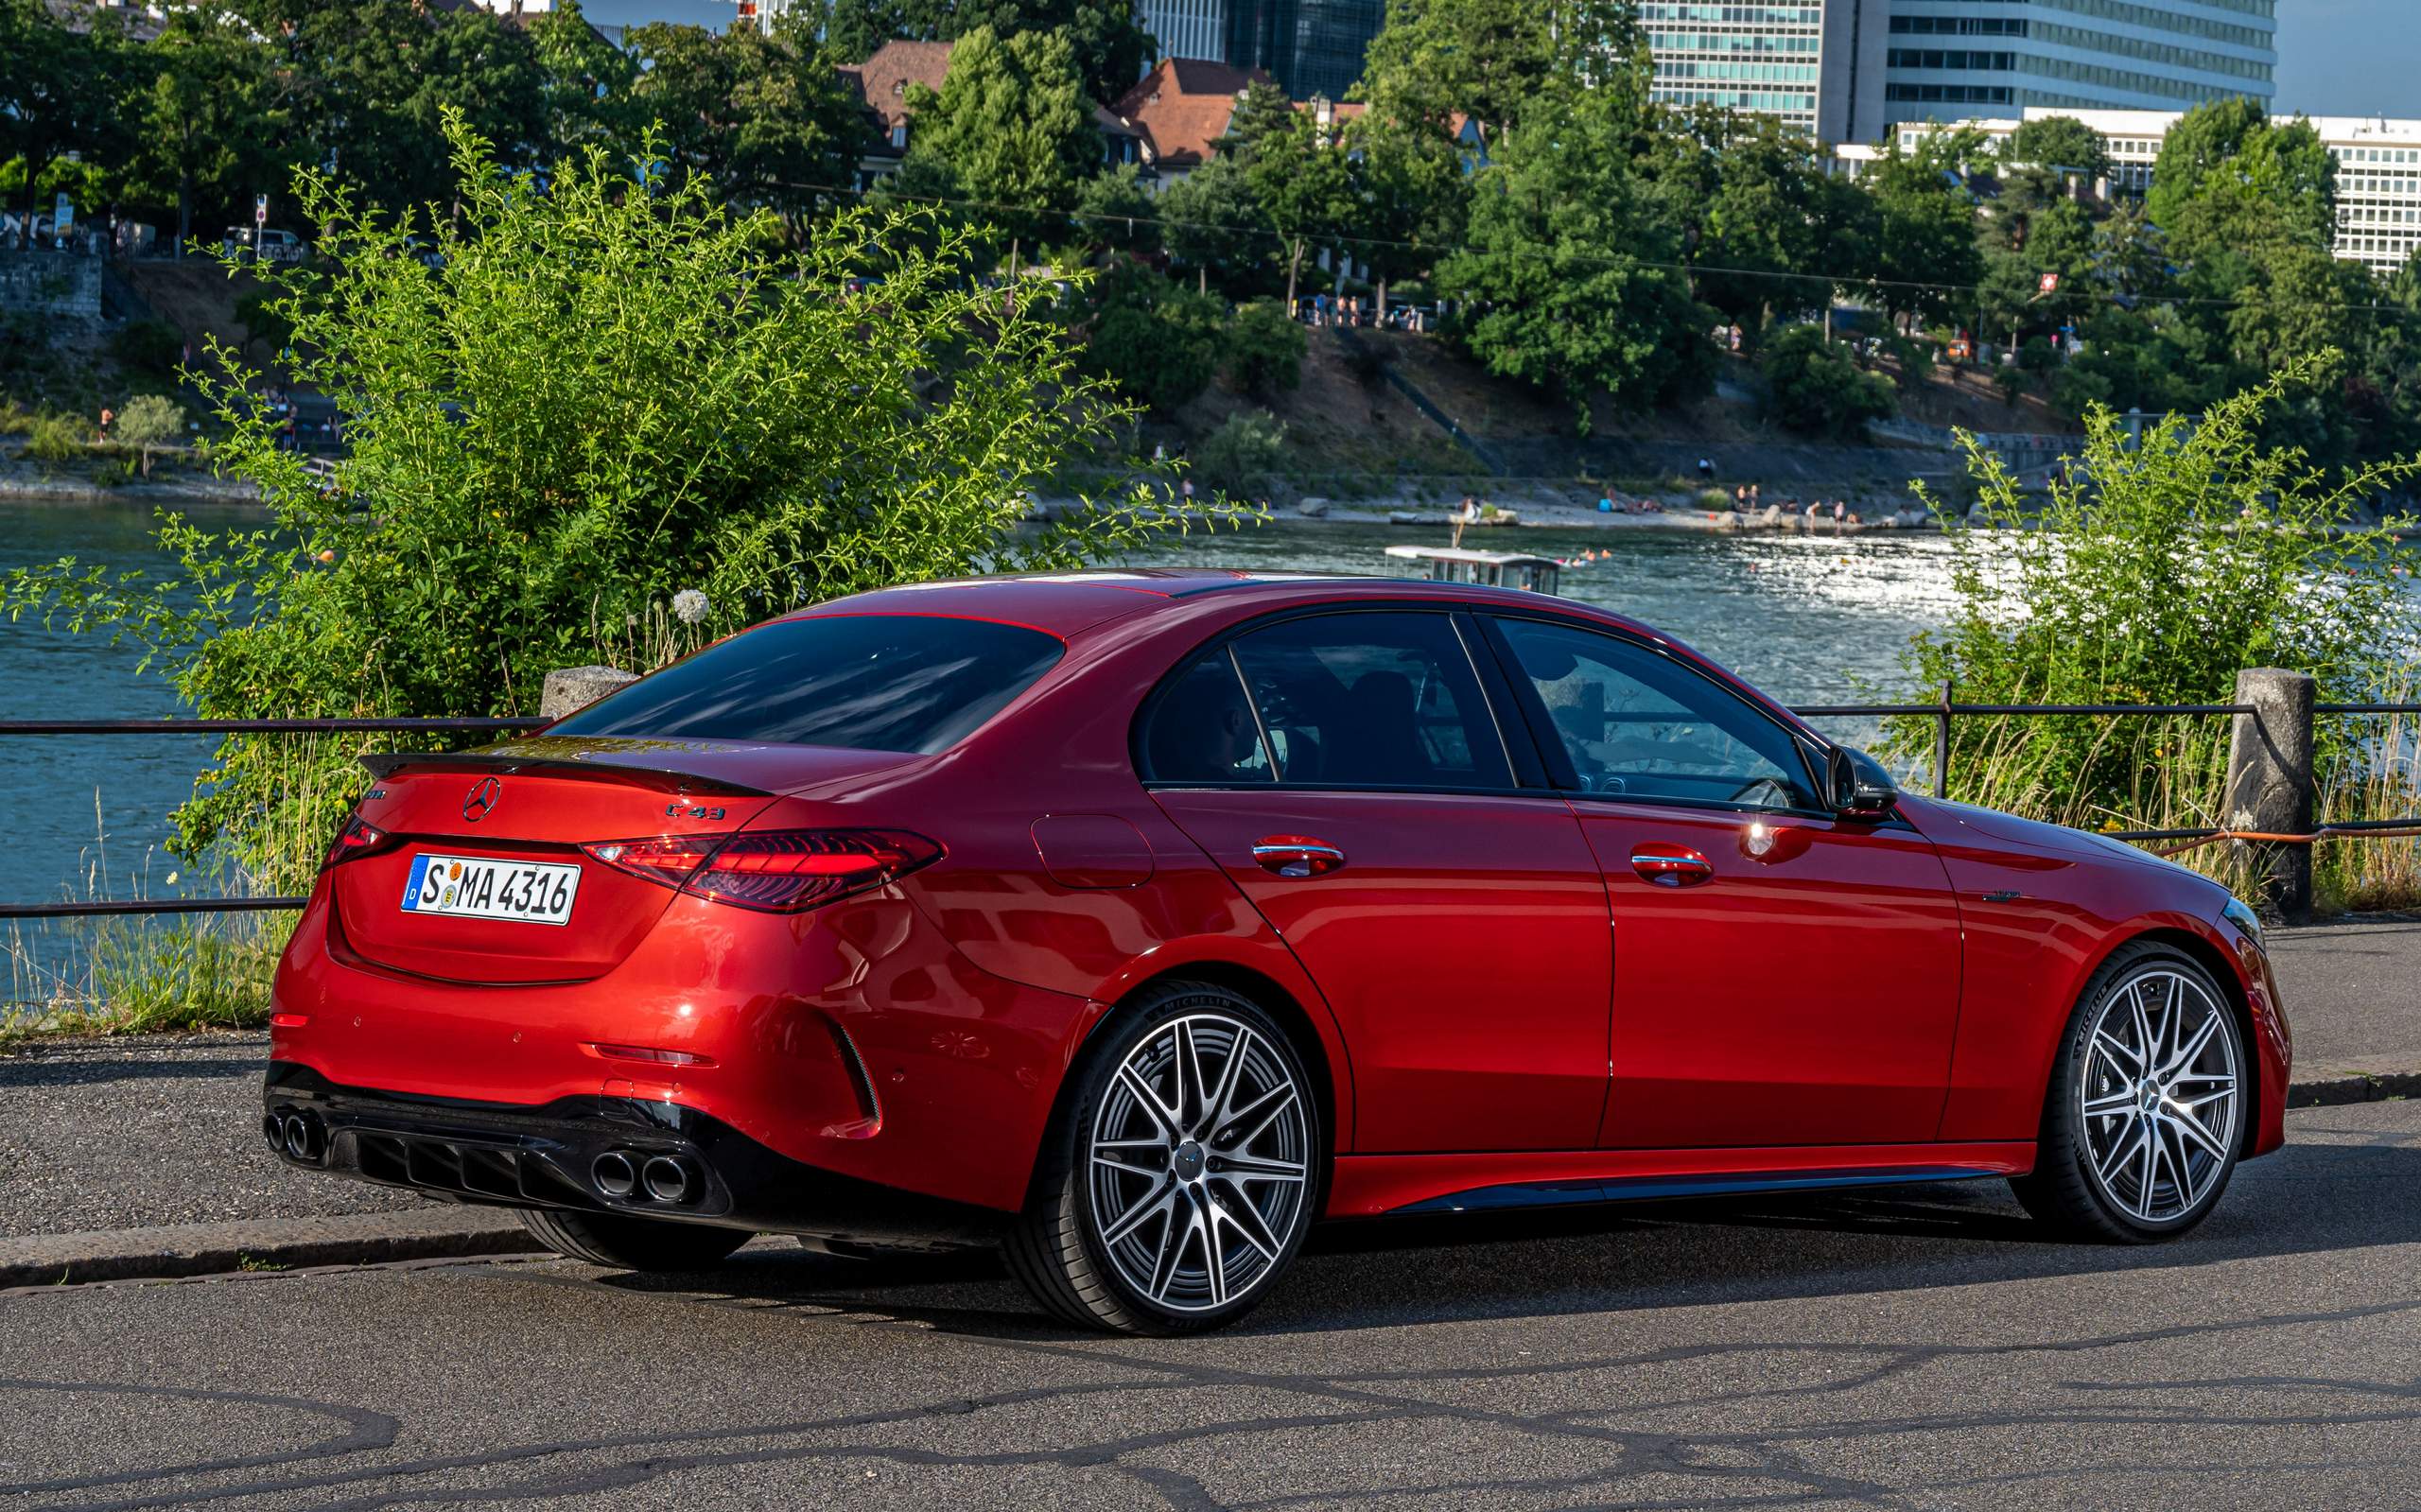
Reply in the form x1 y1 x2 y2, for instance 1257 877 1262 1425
3 1100 2417 1511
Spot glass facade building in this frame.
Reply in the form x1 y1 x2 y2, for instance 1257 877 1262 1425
1141 0 1230 64
1642 2 1890 143
1225 0 1386 101
1881 0 2275 125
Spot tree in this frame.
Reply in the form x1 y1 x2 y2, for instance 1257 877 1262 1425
1161 155 1267 292
0 0 131 219
113 394 185 478
1680 111 1871 339
1232 96 1352 310
528 0 640 158
2006 114 2112 184
1761 325 1892 436
1339 113 1469 318
1437 88 1716 432
813 0 1154 107
1862 128 1985 333
901 26 1101 253
1355 0 1641 144
1071 163 1161 258
0 113 1238 889
122 7 280 254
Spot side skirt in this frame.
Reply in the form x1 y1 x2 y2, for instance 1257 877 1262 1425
1326 1142 2036 1219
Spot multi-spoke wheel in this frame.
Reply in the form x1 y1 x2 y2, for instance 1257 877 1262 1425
1006 981 1320 1333
2012 944 2247 1242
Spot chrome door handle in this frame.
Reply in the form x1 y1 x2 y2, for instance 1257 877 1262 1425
1630 846 1714 887
1253 837 1346 878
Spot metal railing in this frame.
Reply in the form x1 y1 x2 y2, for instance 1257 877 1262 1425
2 697 2415 921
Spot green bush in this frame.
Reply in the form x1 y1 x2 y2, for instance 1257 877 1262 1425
1 113 1245 894
1193 409 1286 495
114 393 186 477
1991 363 2029 406
1887 356 2420 844
1224 301 1305 396
2018 335 2058 374
1761 325 1894 437
1081 269 1223 413
23 411 88 464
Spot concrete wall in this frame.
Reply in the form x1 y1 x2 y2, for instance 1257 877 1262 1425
0 252 102 320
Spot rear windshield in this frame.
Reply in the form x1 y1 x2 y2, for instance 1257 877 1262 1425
550 615 1064 755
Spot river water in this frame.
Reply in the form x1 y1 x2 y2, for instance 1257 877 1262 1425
0 502 1963 912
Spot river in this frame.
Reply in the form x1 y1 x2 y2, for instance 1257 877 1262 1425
0 502 1963 915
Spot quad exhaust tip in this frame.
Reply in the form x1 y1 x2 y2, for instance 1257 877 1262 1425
591 1151 637 1200
641 1156 693 1206
278 1111 325 1163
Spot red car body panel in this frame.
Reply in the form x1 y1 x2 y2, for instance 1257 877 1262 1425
266 570 2290 1239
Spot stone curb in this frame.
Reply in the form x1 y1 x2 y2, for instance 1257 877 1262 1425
0 1208 541 1292
2284 1072 2421 1108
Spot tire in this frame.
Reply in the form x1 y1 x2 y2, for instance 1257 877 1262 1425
1005 980 1323 1335
2011 942 2247 1243
517 1207 752 1271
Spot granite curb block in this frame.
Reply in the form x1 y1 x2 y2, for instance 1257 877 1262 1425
0 1208 541 1292
9 1063 2417 1291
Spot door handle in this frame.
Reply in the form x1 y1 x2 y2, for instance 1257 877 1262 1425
1630 844 1714 887
1252 836 1346 878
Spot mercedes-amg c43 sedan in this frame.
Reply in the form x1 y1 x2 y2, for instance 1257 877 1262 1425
264 570 2289 1332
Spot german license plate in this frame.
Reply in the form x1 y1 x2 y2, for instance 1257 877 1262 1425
400 854 580 926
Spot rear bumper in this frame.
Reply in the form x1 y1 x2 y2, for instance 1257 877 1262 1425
263 1061 1007 1250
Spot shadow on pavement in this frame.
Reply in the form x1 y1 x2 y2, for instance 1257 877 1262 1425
566 1125 2421 1341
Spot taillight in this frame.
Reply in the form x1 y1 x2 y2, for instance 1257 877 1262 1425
323 813 391 869
582 829 941 913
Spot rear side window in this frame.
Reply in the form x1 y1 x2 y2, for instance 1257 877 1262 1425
1139 652 1278 784
551 615 1062 755
1226 612 1509 789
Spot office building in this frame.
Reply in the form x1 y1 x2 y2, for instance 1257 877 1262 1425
1226 0 1385 100
1643 2 1889 144
1880 0 2274 126
1141 0 1228 65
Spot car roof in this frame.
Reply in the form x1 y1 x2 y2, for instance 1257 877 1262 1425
790 568 1659 640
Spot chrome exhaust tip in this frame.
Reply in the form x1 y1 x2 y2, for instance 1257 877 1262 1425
262 1113 287 1153
640 1155 693 1206
591 1151 637 1200
281 1112 323 1162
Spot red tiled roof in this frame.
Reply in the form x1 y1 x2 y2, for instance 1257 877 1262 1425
850 39 956 134
1110 57 1274 172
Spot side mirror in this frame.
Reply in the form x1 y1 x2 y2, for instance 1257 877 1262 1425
1826 745 1898 820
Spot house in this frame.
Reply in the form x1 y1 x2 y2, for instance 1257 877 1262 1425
839 38 958 184
1110 57 1276 189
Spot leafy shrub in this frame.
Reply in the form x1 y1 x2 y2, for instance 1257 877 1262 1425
1081 269 1223 413
1 113 1245 893
1761 325 1894 437
2018 335 2058 374
109 320 184 383
23 411 87 464
1991 363 2028 406
1225 301 1306 396
1888 356 2420 843
1193 409 1286 495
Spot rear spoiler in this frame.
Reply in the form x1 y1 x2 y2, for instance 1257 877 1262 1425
359 743 771 798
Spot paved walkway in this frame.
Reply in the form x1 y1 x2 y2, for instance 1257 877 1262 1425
0 917 2412 1243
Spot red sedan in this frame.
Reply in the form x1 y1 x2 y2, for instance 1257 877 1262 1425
265 570 2290 1332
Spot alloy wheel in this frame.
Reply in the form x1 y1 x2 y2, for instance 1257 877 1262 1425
2078 967 2242 1225
1087 1012 1311 1312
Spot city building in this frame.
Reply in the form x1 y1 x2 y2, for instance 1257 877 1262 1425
1225 0 1384 101
1867 107 2421 276
1642 1 1888 144
731 0 796 31
1141 0 1228 69
1111 57 1274 185
1878 0 2274 127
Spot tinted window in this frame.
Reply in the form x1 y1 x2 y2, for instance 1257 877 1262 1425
1493 617 1819 810
1138 652 1276 784
1228 613 1509 789
552 615 1062 755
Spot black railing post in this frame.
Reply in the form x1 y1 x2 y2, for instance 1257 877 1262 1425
1934 679 1953 800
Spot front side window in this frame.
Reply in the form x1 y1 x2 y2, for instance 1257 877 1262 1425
552 615 1062 755
1226 612 1510 790
1491 617 1819 811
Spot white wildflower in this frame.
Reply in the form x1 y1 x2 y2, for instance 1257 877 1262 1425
671 589 710 626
